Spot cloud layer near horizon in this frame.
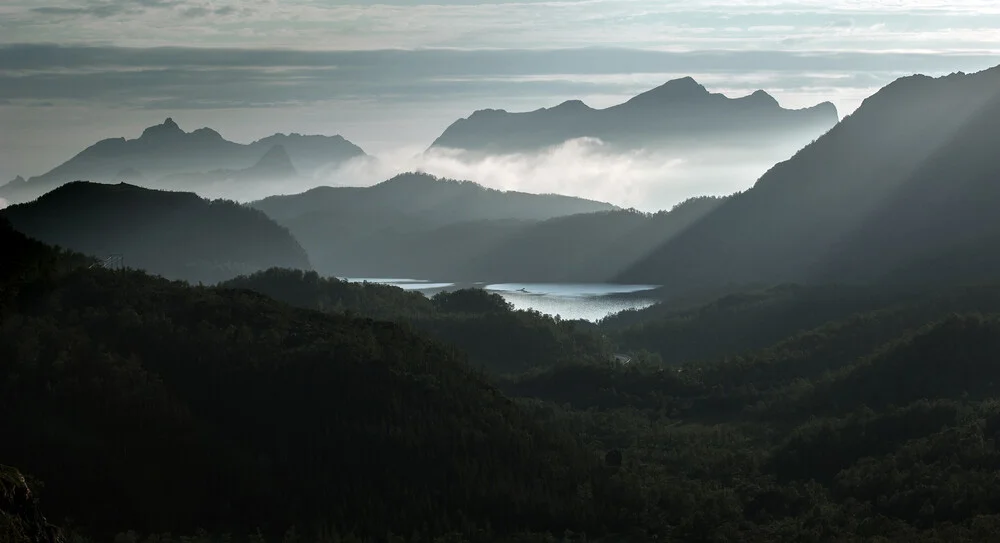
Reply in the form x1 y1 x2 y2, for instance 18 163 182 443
196 137 813 212
3 1 999 207
5 0 1000 51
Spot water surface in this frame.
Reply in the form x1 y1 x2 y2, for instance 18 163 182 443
342 278 660 321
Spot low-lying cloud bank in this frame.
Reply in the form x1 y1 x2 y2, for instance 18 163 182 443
226 137 807 211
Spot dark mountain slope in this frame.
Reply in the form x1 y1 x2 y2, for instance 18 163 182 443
221 268 613 375
430 77 838 153
0 182 310 284
457 196 727 282
0 119 366 204
605 280 1000 371
0 222 638 540
0 466 63 543
252 172 617 278
618 66 1000 291
254 172 615 225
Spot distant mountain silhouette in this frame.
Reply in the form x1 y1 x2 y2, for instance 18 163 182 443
3 175 25 188
252 172 617 278
618 65 1000 292
0 181 311 283
159 145 300 188
0 118 366 204
430 77 839 153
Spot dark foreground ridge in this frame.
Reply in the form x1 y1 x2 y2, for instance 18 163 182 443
0 181 311 284
0 466 63 543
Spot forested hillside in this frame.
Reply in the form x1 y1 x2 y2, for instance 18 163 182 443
9 210 1000 541
253 176 726 282
619 65 1000 292
0 220 639 542
222 269 611 375
1 182 311 284
251 172 616 279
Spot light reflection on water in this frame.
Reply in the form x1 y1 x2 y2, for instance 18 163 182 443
341 278 659 321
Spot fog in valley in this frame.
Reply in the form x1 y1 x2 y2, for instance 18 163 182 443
8 2 1000 543
214 136 808 211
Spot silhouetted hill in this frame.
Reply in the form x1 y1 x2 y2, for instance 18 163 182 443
0 182 310 283
0 222 637 541
618 65 1000 291
221 268 612 375
13 214 1000 540
0 119 366 204
457 196 727 282
604 282 1000 373
430 77 838 153
252 172 617 278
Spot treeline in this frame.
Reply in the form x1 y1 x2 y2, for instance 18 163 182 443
0 182 311 285
221 269 611 375
504 296 1000 540
12 214 1000 541
0 220 643 542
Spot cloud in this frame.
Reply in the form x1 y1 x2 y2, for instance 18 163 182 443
0 44 994 113
400 141 799 211
218 138 804 212
0 197 8 209
5 0 1000 51
31 0 181 19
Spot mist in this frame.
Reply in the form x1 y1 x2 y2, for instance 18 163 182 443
211 137 812 211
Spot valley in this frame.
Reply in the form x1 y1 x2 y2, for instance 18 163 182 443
4 42 1000 543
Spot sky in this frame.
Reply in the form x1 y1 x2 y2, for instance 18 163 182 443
2 0 999 209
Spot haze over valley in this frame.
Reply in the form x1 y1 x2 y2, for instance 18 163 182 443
6 2 1000 543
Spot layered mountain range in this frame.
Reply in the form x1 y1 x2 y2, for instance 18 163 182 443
430 76 839 153
0 181 310 284
618 66 1000 293
0 118 366 204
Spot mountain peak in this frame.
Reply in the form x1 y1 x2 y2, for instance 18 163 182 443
4 175 26 188
550 99 592 112
139 117 185 140
245 145 297 178
745 89 780 107
191 127 223 140
627 76 710 106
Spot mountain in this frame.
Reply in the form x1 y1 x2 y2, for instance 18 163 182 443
617 65 1000 292
3 175 25 189
0 221 636 540
252 172 618 278
221 269 612 375
429 76 839 154
0 119 366 204
0 182 311 284
158 144 299 188
454 196 727 282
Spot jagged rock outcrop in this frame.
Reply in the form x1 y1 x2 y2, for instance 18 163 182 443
0 466 64 543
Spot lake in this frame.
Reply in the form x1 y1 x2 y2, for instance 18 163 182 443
342 278 661 322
